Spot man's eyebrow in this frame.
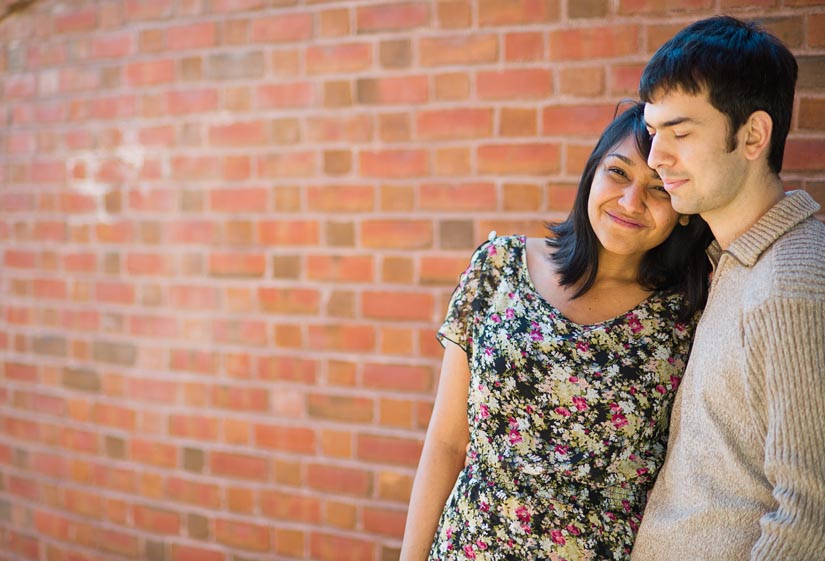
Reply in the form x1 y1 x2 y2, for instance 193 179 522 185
645 116 696 129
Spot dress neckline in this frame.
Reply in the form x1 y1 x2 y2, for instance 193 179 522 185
514 235 662 330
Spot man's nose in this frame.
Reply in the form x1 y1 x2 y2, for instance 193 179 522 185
647 134 672 171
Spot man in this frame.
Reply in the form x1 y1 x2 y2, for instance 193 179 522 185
632 15 825 561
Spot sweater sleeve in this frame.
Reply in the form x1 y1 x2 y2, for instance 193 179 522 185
743 298 825 561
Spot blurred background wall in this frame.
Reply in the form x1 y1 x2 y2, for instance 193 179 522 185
0 0 823 560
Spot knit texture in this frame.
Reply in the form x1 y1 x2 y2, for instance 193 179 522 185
631 191 825 561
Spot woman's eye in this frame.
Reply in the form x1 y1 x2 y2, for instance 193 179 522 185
608 167 628 178
651 185 670 196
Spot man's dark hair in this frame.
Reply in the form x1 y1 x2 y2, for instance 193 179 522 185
639 15 798 174
546 102 713 321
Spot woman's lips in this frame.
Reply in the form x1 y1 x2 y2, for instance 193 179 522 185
606 211 644 228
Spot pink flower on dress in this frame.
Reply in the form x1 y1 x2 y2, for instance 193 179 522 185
568 376 579 383
671 375 681 390
611 413 628 429
576 341 589 353
480 404 490 418
554 407 571 417
550 529 566 544
506 308 515 319
565 524 580 536
572 396 588 411
491 313 501 323
655 384 666 394
480 501 490 512
554 444 568 455
508 429 522 445
515 505 531 523
476 539 488 550
463 544 476 559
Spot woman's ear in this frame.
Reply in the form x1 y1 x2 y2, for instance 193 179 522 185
678 215 690 226
742 110 773 162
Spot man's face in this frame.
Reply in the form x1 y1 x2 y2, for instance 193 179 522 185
644 88 749 221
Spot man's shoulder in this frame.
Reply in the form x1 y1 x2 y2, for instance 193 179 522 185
760 215 825 299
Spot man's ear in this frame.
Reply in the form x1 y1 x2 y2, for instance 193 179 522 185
742 110 773 162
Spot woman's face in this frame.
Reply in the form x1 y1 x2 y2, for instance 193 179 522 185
587 134 682 261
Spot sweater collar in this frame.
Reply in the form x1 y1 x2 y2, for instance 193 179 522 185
707 190 821 267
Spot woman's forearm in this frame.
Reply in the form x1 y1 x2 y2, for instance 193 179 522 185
399 438 466 561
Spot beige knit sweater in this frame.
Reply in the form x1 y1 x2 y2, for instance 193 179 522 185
631 191 825 561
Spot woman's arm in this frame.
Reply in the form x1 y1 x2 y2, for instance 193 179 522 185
399 341 472 561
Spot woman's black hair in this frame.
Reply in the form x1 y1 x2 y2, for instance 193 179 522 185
546 101 713 321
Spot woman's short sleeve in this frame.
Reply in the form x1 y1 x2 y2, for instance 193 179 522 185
436 238 496 355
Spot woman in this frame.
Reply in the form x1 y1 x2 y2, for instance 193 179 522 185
400 102 712 561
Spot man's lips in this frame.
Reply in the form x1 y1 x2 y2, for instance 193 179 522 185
606 211 645 228
662 178 688 192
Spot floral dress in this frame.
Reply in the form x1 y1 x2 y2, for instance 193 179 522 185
430 235 697 561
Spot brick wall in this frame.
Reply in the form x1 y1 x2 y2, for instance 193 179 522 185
0 1 823 560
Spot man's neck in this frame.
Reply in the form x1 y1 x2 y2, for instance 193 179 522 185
704 176 786 250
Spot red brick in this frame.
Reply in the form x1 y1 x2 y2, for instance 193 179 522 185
362 220 433 249
307 393 374 423
172 155 221 181
209 121 267 147
307 114 373 142
55 6 98 33
215 519 270 552
799 97 825 131
168 88 219 114
479 68 553 100
357 3 430 33
255 424 316 454
420 34 497 66
257 82 315 108
261 490 321 523
166 477 221 509
307 43 372 74
306 255 374 283
549 25 640 60
133 504 180 534
259 287 321 315
611 63 645 96
619 0 713 14
259 219 320 245
307 463 372 496
126 60 175 86
209 187 268 212
210 451 268 480
308 324 376 353
416 108 492 140
310 532 376 561
169 414 219 440
357 434 423 466
505 31 545 61
784 138 825 171
420 182 497 211
363 506 407 537
542 103 614 136
129 439 177 468
168 22 216 50
363 363 433 392
211 385 268 411
363 291 435 321
478 143 561 175
360 150 427 178
307 185 375 213
257 355 317 383
208 253 266 278
251 13 313 43
172 545 225 561
357 76 428 104
258 151 315 178
479 0 559 26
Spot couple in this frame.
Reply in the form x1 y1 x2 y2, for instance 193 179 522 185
401 16 825 561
